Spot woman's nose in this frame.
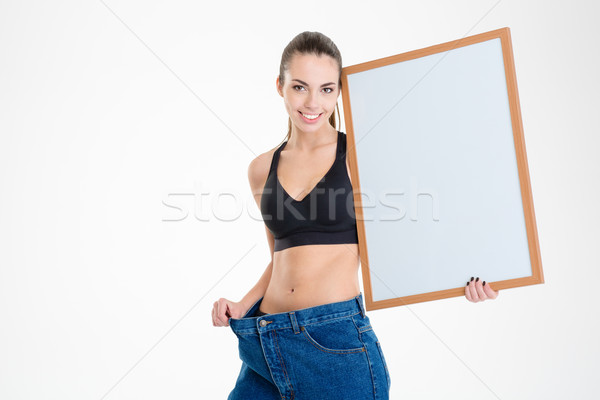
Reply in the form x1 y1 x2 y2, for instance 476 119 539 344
304 91 319 108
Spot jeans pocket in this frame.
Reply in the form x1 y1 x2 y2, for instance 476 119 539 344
300 318 366 354
376 340 391 389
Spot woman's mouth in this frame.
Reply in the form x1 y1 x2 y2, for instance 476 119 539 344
298 111 323 123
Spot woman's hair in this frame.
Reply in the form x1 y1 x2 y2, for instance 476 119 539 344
278 31 342 143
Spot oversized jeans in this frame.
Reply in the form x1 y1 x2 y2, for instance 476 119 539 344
228 292 391 399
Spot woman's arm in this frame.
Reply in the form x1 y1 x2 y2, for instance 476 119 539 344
211 152 276 326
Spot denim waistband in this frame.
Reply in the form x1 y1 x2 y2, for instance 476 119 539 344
229 292 367 335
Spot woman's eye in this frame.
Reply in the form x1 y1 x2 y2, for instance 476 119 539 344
292 86 333 93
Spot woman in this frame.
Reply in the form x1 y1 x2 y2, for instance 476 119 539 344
213 31 499 400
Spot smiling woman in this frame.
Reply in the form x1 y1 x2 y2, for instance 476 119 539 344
289 78 337 123
277 32 343 144
279 72 337 144
212 31 392 399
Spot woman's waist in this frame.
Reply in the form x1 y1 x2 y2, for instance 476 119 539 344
271 249 358 288
261 244 360 313
260 287 361 314
230 292 367 333
260 273 360 314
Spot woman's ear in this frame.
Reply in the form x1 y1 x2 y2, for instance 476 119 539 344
276 76 283 97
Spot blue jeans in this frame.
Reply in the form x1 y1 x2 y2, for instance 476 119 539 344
228 292 391 399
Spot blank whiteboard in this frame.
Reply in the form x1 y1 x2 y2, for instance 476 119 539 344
341 27 544 311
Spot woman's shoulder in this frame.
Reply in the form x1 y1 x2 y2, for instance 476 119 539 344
247 143 282 193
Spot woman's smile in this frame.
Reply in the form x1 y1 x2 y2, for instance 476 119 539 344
298 111 323 123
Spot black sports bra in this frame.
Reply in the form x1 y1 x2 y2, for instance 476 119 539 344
260 131 359 252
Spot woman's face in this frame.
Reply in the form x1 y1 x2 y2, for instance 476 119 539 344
277 53 341 133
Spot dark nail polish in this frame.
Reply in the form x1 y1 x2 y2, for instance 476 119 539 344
470 277 474 281
467 281 470 286
476 277 479 282
483 281 486 286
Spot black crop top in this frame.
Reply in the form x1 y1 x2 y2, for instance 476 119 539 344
260 131 359 252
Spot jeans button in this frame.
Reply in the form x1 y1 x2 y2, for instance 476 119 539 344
259 319 267 327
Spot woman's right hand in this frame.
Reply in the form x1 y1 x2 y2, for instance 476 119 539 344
212 298 247 327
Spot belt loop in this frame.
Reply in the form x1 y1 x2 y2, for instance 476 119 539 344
356 293 366 318
289 311 300 334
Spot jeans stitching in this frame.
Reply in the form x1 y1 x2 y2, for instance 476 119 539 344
232 311 362 336
376 341 391 390
359 334 377 397
300 326 366 354
235 327 293 336
299 310 361 326
272 330 294 399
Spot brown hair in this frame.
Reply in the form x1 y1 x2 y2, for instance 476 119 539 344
278 31 342 143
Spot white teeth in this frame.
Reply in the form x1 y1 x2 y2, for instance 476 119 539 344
301 112 320 120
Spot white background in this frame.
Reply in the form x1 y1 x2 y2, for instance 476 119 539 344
0 1 598 399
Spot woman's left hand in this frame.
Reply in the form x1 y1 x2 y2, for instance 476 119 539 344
465 277 499 302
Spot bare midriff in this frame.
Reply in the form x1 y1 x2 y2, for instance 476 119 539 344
259 242 361 314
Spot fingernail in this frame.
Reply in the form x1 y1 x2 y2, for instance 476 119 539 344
483 281 486 286
470 277 474 281
476 277 479 282
467 281 470 286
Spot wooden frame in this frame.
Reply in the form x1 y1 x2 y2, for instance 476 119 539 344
341 27 544 311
